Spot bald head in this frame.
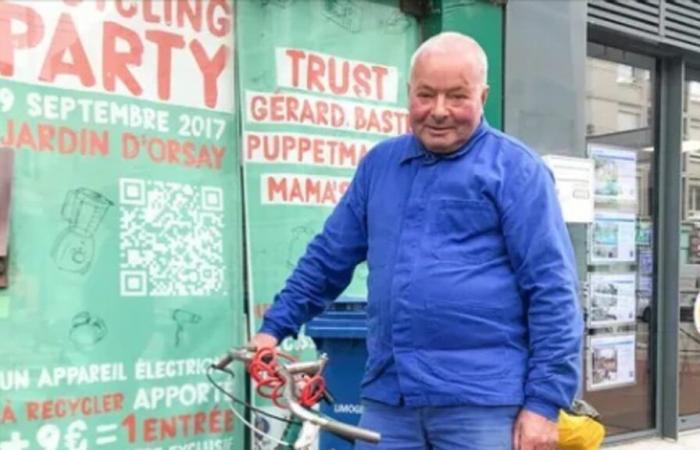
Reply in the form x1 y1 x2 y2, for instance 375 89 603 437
407 32 490 154
409 32 488 87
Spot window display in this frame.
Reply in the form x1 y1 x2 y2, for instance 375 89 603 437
584 48 656 435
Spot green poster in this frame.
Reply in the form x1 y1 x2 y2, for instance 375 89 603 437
0 2 245 449
237 0 418 445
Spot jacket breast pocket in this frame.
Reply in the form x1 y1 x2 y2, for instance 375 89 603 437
429 199 500 264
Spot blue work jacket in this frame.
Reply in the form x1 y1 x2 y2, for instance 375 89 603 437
260 120 583 421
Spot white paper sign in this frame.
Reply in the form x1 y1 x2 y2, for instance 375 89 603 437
542 155 594 224
590 212 637 264
588 273 636 327
590 145 638 206
587 334 636 391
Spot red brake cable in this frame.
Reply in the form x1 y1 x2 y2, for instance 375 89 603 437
246 347 327 409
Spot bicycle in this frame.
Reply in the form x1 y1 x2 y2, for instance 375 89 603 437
209 346 381 449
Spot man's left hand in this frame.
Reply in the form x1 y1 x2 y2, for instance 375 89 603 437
512 409 558 450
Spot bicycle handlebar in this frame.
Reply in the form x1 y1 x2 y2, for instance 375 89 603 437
216 347 381 444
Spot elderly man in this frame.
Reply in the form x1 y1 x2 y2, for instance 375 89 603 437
252 32 582 450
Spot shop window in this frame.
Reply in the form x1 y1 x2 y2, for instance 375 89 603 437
679 74 700 421
585 48 656 436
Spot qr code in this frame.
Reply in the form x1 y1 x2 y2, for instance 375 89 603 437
119 178 225 297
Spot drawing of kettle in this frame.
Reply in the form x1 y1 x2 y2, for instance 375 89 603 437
69 311 108 349
52 188 113 274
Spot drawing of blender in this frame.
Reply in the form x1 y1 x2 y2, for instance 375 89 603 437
52 188 113 274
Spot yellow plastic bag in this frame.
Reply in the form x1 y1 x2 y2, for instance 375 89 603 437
557 409 606 450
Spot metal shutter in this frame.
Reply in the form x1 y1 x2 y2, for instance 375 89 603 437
665 1 700 52
588 0 660 41
588 0 700 53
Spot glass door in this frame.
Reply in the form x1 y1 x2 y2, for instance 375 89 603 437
679 69 700 427
583 44 657 436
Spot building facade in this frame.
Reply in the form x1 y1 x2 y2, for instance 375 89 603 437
506 0 700 442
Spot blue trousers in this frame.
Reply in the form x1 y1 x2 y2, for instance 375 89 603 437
355 400 518 450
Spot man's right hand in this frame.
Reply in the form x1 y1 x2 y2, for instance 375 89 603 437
248 332 278 350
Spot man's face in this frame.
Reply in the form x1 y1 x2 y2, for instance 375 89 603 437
408 51 488 154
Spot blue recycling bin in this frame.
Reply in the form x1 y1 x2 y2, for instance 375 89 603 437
306 301 368 450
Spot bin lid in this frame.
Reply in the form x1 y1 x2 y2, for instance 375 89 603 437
306 302 367 339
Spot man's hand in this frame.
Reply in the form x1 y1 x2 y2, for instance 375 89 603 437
248 332 278 350
512 409 558 450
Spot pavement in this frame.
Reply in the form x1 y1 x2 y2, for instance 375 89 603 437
604 430 700 449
